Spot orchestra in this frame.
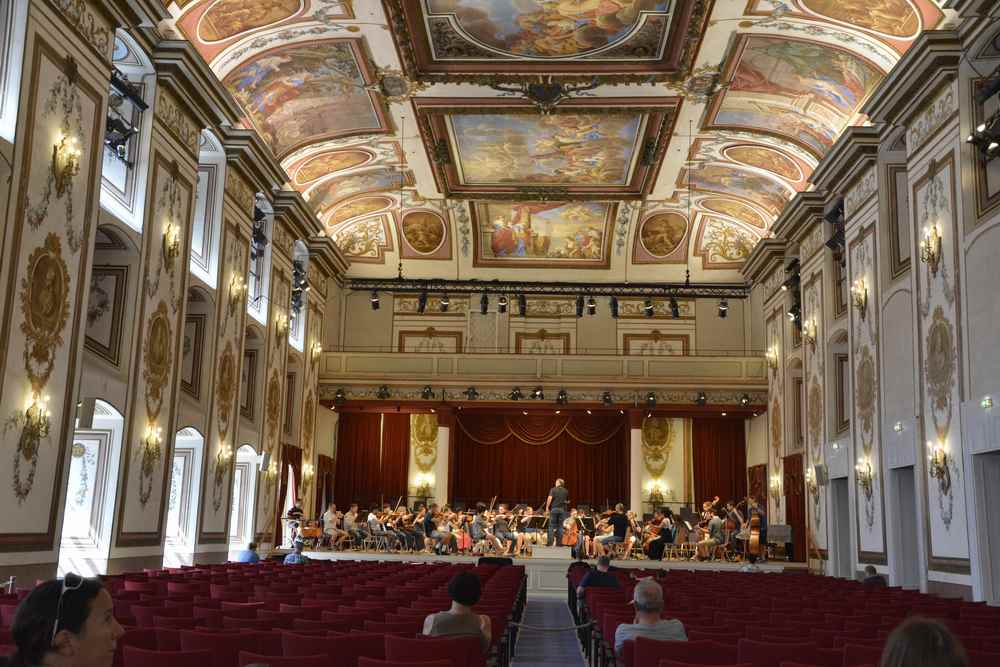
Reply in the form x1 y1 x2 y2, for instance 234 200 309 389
298 490 770 563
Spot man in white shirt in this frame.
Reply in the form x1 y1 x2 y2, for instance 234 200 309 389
321 502 347 550
614 578 687 656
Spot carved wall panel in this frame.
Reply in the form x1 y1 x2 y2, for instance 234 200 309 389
802 270 827 556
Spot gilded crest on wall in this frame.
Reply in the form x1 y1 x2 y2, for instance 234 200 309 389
641 417 672 478
924 305 956 440
20 234 71 392
770 398 782 455
142 302 172 419
265 371 282 448
807 378 823 454
411 413 439 473
302 390 315 457
216 342 237 438
855 345 876 435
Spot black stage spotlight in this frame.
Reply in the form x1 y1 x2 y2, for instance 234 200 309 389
669 297 680 319
440 293 450 312
695 391 708 406
464 387 479 400
370 290 380 310
740 393 751 407
610 296 619 319
532 386 544 400
417 290 428 314
480 291 489 315
509 387 523 401
376 385 391 399
518 293 527 316
586 295 597 316
645 392 657 409
718 298 728 319
421 385 435 400
601 391 613 406
556 389 569 405
576 294 584 318
333 388 346 405
644 298 654 317
498 294 508 313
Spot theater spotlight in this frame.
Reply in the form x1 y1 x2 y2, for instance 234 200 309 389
376 385 391 399
480 291 489 315
586 295 597 316
497 294 508 313
464 387 479 400
644 298 654 317
601 391 613 406
421 385 435 400
517 293 527 316
575 295 584 318
556 389 569 405
718 298 728 318
333 388 346 405
509 387 523 401
967 112 1000 160
669 297 680 319
370 290 380 310
695 391 708 406
532 386 544 400
417 290 428 314
645 392 657 409
440 293 450 312
610 296 619 319
740 393 751 407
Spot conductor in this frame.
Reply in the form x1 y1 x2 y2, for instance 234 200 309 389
546 478 570 546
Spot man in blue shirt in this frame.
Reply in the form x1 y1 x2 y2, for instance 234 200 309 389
283 540 309 564
234 542 260 563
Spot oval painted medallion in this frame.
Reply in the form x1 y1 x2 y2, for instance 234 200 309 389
401 211 447 254
639 212 687 258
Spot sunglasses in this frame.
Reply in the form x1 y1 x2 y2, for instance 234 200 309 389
51 572 84 643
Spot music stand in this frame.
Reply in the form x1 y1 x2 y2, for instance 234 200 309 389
579 516 596 534
526 515 549 530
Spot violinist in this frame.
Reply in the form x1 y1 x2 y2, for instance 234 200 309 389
594 504 630 557
514 506 540 556
492 504 516 555
393 505 421 551
644 509 673 561
471 504 504 555
579 507 598 559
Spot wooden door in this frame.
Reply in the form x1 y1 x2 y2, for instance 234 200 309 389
783 453 806 562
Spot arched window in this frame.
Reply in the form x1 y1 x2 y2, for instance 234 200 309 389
189 130 226 288
100 31 156 232
164 427 205 567
0 0 28 142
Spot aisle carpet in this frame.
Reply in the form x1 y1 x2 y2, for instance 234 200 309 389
511 598 585 667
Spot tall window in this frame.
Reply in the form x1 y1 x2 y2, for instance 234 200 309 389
0 0 27 142
247 196 273 325
189 131 226 288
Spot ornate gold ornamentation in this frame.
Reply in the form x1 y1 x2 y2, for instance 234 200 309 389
411 413 439 473
146 174 185 309
302 390 316 458
226 168 256 218
641 417 673 478
216 342 237 439
807 378 823 455
142 302 172 420
154 88 200 158
375 66 429 104
925 305 956 441
855 346 876 435
20 234 71 393
137 424 162 507
265 370 282 450
44 0 112 60
770 398 782 456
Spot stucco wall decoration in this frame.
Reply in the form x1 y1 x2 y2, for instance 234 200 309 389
641 417 673 479
802 274 825 546
411 413 438 474
139 301 172 507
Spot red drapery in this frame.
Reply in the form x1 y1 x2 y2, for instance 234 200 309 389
379 413 410 504
691 418 747 504
334 413 410 509
450 412 628 508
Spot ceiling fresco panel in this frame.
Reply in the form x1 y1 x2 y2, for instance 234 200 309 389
329 214 395 264
290 148 376 186
698 196 768 229
326 196 394 227
306 168 414 218
221 38 388 158
399 210 452 259
681 163 793 218
694 216 762 269
471 201 615 269
722 144 805 184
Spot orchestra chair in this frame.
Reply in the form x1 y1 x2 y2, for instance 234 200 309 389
122 646 213 667
238 652 327 667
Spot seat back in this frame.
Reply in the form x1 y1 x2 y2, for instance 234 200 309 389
238 651 327 667
384 635 485 667
737 639 818 667
122 645 213 667
635 638 717 665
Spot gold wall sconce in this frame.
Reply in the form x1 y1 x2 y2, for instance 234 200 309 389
163 221 181 263
802 319 817 348
275 312 289 337
52 134 81 197
927 439 951 496
851 278 868 321
855 455 874 500
228 273 246 314
769 473 782 508
919 223 942 276
310 341 322 363
24 392 52 440
766 346 779 371
805 467 818 496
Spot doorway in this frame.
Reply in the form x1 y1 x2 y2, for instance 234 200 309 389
976 452 1000 603
783 453 806 562
229 444 259 554
890 466 919 589
831 477 852 578
163 428 204 567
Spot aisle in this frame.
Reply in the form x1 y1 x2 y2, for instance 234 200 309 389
511 597 585 667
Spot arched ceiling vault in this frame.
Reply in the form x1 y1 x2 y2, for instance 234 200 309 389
166 0 948 283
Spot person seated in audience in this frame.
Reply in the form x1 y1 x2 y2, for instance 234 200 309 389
863 564 888 588
234 541 260 563
5 573 124 667
321 502 348 550
575 555 621 599
614 578 687 656
283 540 309 564
422 571 491 653
880 617 968 667
695 509 725 560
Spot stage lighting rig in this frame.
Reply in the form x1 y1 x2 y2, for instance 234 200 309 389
556 389 569 405
967 110 1000 161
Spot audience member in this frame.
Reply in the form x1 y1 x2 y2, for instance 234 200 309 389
5 573 124 667
863 564 888 588
422 571 491 652
614 577 687 655
234 542 260 564
283 540 309 564
879 617 968 667
576 555 621 599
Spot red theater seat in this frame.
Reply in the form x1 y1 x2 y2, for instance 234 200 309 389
122 646 212 667
238 651 327 667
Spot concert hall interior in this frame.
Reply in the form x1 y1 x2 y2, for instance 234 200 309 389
2 0 1000 665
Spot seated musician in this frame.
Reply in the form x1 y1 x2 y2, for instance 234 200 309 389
321 502 348 550
343 503 366 544
645 510 672 561
578 507 597 559
747 497 768 561
626 511 642 553
724 499 746 550
492 504 515 555
514 506 540 556
594 504 630 557
470 504 503 555
614 578 687 656
367 505 402 551
695 509 726 560
391 506 421 551
286 498 304 545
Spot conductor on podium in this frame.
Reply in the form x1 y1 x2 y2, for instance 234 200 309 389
546 478 569 546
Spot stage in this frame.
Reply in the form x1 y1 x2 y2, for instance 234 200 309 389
301 548 807 598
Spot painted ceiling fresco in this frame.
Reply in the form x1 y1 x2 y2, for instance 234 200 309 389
167 0 946 276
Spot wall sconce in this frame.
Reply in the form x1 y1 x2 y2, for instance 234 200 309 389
414 472 434 499
981 396 993 410
919 223 942 276
275 312 289 337
162 221 181 263
927 439 951 496
766 346 779 371
302 462 315 486
855 455 874 500
52 133 81 197
142 423 163 453
646 479 666 506
266 459 279 480
893 421 904 433
217 442 233 465
23 392 52 440
805 467 818 496
229 273 246 314
769 473 782 508
802 318 817 348
851 278 868 321
310 341 322 362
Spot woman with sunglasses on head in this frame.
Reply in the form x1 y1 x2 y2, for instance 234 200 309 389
4 573 124 667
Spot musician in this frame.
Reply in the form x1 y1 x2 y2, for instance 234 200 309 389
645 510 672 561
343 503 366 544
286 498 304 545
545 478 570 546
470 504 503 555
492 504 515 555
748 497 768 560
367 505 402 551
695 509 725 560
321 502 348 550
723 499 746 549
514 506 540 556
594 504 630 557
579 507 598 559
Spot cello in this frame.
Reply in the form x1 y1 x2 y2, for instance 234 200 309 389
746 506 762 559
561 513 579 547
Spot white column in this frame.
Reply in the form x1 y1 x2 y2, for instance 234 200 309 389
629 413 642 513
434 424 450 506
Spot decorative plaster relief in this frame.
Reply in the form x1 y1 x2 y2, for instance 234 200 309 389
844 166 877 219
906 79 957 159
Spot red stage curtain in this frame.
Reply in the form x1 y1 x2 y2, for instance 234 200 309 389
691 418 747 505
450 413 628 508
334 413 382 509
379 413 411 505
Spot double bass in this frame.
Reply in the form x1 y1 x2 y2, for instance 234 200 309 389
746 503 762 558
